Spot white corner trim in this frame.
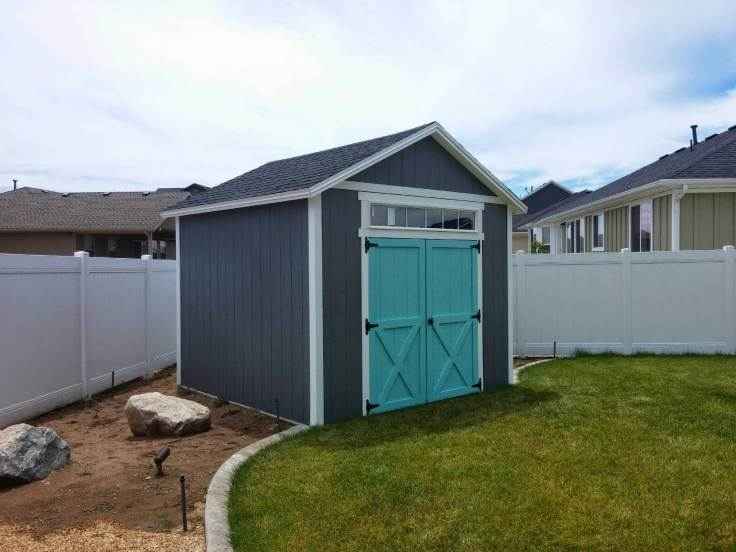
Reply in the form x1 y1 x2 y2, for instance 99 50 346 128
307 195 324 426
163 123 526 218
175 216 182 385
205 424 309 552
671 190 682 251
339 181 500 204
507 208 516 385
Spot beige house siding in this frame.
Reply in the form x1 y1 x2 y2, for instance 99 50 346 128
512 231 528 253
680 192 736 250
652 195 671 251
0 232 77 255
604 206 629 252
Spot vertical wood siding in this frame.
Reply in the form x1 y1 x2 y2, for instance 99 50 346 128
584 215 593 252
351 137 494 196
653 195 672 251
482 204 509 387
321 189 363 423
180 202 310 423
680 192 736 250
604 206 629 252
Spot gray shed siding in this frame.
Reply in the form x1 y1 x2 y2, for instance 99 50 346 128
351 136 494 196
321 190 510 423
321 189 363 423
180 201 310 424
482 204 510 387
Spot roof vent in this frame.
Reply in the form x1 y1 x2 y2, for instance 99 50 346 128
62 193 69 197
142 192 150 196
691 124 699 145
705 133 718 141
102 192 111 196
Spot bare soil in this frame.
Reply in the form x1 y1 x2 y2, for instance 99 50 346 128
0 367 282 551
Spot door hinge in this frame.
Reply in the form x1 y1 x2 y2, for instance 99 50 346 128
472 378 483 390
366 399 380 413
365 319 379 334
365 238 378 253
427 317 434 325
472 241 481 253
472 309 481 322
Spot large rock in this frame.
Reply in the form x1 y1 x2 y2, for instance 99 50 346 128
0 423 71 483
125 392 211 437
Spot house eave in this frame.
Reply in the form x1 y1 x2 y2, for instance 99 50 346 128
520 178 736 229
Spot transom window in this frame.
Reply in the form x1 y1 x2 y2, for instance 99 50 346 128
370 204 476 231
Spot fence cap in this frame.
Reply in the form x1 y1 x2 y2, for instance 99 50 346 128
620 248 631 253
723 245 735 251
74 250 89 257
141 254 153 260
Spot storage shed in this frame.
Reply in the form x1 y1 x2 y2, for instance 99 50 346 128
163 122 526 425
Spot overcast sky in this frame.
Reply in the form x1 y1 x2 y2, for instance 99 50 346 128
2 1 736 197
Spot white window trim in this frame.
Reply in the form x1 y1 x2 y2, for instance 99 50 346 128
628 199 653 252
592 212 605 252
358 191 484 239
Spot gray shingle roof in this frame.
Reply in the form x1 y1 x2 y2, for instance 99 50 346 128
171 123 436 211
0 187 194 234
512 181 572 231
524 124 736 226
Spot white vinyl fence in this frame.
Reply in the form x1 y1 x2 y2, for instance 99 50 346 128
514 247 736 357
0 252 177 428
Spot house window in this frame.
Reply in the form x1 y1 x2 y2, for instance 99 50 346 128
531 226 550 254
593 213 604 250
562 219 584 253
630 201 652 252
369 204 476 231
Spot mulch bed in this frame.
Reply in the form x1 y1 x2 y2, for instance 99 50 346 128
0 367 281 551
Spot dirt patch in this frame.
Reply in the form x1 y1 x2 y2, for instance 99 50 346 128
0 367 283 551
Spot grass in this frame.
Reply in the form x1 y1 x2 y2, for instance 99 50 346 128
229 356 736 551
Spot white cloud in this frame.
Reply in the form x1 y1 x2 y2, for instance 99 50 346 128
1 0 735 194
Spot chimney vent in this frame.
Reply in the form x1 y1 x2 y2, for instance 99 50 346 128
691 124 699 145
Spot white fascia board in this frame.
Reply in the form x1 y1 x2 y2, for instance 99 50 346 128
163 122 527 218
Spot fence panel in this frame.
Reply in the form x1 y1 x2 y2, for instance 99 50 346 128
514 247 736 357
0 253 177 428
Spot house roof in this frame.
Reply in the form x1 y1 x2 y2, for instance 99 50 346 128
523 123 736 227
0 186 204 234
512 181 572 231
165 122 526 216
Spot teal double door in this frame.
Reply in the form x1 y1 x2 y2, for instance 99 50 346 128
366 238 480 414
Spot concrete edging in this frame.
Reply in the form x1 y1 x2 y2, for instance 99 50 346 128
205 423 309 551
515 358 555 372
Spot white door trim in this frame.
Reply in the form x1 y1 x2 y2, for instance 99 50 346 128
339 180 501 204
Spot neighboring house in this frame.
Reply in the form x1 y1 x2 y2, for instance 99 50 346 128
521 124 736 254
511 181 573 252
163 122 526 426
0 183 207 258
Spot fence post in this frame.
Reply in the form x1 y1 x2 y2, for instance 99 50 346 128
723 246 735 353
74 251 90 399
621 248 632 355
516 252 526 357
142 254 152 378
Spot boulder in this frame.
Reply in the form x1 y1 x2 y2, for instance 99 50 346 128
125 392 211 437
0 423 71 483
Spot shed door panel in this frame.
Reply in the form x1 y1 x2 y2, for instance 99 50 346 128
426 240 479 401
368 238 426 414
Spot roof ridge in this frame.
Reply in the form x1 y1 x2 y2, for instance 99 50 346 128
258 122 436 166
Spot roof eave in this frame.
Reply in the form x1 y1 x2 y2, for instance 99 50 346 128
519 177 736 229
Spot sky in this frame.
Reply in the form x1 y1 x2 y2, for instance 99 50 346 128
2 1 736 197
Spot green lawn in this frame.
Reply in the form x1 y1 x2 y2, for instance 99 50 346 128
229 356 736 551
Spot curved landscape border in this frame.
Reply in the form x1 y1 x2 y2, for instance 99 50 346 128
205 424 309 551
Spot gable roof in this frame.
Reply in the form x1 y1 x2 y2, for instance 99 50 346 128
523 123 736 227
163 122 526 216
0 186 200 234
512 181 572 231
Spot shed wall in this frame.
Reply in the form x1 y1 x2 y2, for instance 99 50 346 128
351 136 494 196
179 201 310 423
